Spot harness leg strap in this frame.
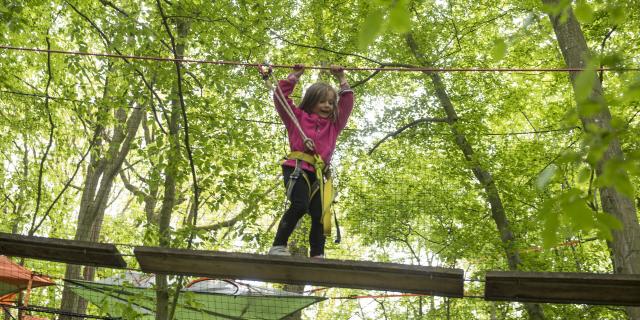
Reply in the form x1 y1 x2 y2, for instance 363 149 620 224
285 160 301 201
283 152 338 238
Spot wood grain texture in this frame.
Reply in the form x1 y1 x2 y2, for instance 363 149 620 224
0 232 127 268
485 271 640 306
134 246 464 297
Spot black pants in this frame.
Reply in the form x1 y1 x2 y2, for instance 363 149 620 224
272 165 325 257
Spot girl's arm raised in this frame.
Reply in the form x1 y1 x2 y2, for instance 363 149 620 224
331 66 354 131
274 66 305 126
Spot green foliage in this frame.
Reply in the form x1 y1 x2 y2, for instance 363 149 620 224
574 0 595 24
1 0 639 318
491 38 508 61
541 0 571 22
607 4 626 25
359 8 385 50
357 0 411 50
387 0 411 32
597 159 636 198
540 189 605 248
536 164 557 190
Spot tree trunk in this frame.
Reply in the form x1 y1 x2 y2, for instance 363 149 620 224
543 2 640 318
59 73 144 319
406 34 545 320
283 241 308 320
10 140 29 234
155 95 180 320
156 17 190 320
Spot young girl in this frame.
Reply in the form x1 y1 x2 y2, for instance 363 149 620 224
269 64 354 258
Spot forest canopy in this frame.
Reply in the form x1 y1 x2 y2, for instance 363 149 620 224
1 0 639 319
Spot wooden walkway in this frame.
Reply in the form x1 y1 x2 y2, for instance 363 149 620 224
0 233 127 268
4 234 640 306
134 246 464 297
485 271 640 306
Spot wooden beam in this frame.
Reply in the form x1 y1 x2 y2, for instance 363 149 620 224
134 247 464 297
485 271 640 306
0 233 127 268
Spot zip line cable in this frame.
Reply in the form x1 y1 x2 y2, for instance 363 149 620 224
2 45 639 73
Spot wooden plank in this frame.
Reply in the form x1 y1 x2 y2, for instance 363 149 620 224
485 271 640 306
134 247 464 297
0 233 127 268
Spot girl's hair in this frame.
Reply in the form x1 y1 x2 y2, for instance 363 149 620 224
298 82 339 122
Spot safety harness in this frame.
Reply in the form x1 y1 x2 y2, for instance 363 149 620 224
259 65 341 243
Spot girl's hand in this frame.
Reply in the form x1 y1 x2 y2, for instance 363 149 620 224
330 65 347 83
292 64 305 78
304 138 316 152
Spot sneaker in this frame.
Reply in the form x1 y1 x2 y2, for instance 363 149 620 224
310 254 325 259
268 245 291 256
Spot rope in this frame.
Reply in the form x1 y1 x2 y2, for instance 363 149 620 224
259 65 314 151
331 293 430 299
2 45 639 73
329 293 485 300
3 305 121 320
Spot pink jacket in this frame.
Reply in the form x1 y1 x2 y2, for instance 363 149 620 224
275 73 355 173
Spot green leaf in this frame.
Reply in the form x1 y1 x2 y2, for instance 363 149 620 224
562 194 595 232
594 212 622 241
541 0 571 16
598 160 636 198
540 199 560 248
358 8 385 50
577 167 591 183
574 69 596 103
536 164 557 190
491 38 507 61
559 150 582 163
586 146 606 166
599 53 623 68
388 0 411 33
610 115 626 130
574 0 594 24
596 213 623 230
578 100 602 117
608 5 626 25
560 6 570 24
623 78 640 102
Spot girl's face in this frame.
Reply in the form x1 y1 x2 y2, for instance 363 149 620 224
311 90 336 118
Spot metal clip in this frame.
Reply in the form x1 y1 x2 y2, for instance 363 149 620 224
257 63 273 81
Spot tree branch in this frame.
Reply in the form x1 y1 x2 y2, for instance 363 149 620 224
369 117 449 155
599 26 617 83
31 131 97 235
435 9 516 64
155 6 198 320
180 182 278 233
483 126 580 136
156 0 200 245
165 15 225 23
98 0 128 17
351 63 417 88
269 30 382 65
119 169 149 200
30 37 55 234
66 0 169 135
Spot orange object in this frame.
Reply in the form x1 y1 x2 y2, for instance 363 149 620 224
0 292 17 305
21 316 48 320
0 256 54 305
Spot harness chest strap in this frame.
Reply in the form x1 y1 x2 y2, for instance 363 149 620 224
285 151 335 236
